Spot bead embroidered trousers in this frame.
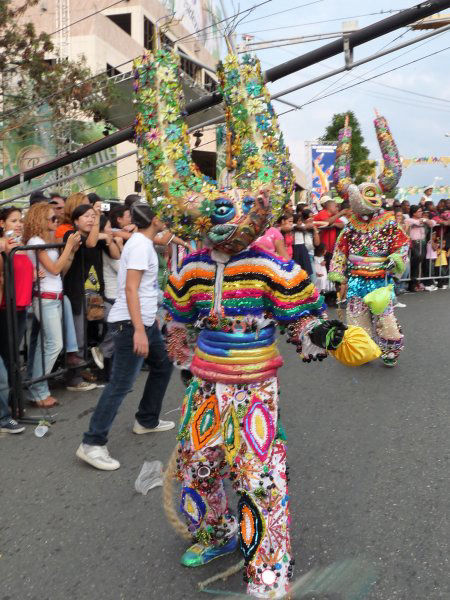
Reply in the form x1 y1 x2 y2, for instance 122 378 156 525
177 376 292 599
347 296 404 360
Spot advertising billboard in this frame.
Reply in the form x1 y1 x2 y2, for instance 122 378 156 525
311 144 337 201
1 121 118 201
162 0 222 57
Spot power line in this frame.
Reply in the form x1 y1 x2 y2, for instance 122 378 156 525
277 44 450 116
195 9 401 42
237 0 325 26
0 0 271 126
49 0 127 37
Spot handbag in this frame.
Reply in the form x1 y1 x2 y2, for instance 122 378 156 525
86 292 105 321
330 325 381 367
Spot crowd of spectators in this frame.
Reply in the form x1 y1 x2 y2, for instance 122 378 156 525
0 191 189 435
0 187 448 435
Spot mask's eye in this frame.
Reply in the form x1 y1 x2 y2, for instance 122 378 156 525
365 189 375 198
242 196 254 214
212 198 236 223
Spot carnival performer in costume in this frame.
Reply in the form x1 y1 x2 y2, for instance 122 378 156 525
133 37 369 599
329 114 410 367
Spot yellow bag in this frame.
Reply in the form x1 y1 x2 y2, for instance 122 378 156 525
330 326 381 367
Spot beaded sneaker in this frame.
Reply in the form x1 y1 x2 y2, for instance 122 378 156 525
0 419 25 434
382 357 398 368
180 536 238 567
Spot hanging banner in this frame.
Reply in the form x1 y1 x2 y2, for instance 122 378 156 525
310 143 337 201
402 156 450 168
397 185 450 196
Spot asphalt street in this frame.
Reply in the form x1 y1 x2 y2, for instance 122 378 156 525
1 290 449 600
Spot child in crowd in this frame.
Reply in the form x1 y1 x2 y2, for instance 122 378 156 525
292 209 320 281
434 237 449 289
425 231 439 291
314 243 331 293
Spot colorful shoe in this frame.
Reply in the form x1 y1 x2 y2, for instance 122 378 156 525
382 357 397 367
180 536 238 567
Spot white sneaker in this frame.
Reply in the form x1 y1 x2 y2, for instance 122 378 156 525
393 302 406 308
66 381 97 392
76 443 120 470
424 285 437 291
91 346 104 370
441 285 448 290
132 419 175 434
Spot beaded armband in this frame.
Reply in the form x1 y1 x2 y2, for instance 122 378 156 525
283 316 322 358
166 321 197 369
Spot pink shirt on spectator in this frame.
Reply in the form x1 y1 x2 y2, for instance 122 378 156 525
405 217 435 241
426 240 437 259
254 227 283 253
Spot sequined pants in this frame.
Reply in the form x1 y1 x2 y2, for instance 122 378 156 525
177 376 292 598
347 296 404 361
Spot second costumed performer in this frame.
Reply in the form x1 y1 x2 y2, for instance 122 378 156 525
134 38 371 599
329 113 410 367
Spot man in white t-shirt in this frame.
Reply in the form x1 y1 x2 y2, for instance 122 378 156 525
76 204 174 471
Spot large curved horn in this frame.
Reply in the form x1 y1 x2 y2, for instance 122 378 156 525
133 34 209 238
332 115 353 200
375 114 402 193
217 51 293 217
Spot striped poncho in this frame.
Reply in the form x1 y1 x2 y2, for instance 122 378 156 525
164 246 325 327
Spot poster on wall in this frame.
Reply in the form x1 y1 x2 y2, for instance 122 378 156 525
1 121 118 201
310 144 337 201
162 0 222 58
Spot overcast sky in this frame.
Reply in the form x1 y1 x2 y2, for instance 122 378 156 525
216 0 450 198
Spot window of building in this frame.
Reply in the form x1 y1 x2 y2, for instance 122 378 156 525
107 13 132 35
204 73 217 93
180 55 200 80
143 16 154 50
161 33 174 48
106 63 121 77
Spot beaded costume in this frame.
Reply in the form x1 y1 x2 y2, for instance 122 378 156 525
134 39 351 599
329 116 409 366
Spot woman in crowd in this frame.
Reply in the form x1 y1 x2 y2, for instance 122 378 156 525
393 210 411 297
23 202 81 407
401 200 410 215
0 210 32 433
55 192 91 241
63 204 121 379
406 205 436 292
277 212 294 258
91 215 123 378
0 208 33 360
252 223 290 259
292 208 321 281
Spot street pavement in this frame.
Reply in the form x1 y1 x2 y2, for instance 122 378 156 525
1 290 449 600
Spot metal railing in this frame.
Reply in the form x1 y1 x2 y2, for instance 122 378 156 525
2 242 91 422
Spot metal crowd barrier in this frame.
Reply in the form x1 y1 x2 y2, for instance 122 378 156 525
398 226 448 287
2 242 90 423
312 222 449 287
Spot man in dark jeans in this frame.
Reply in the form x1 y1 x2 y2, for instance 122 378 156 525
76 204 174 471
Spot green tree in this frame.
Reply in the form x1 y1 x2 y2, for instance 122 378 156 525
0 0 114 143
320 111 376 186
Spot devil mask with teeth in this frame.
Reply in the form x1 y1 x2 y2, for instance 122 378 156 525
333 114 402 216
133 45 292 254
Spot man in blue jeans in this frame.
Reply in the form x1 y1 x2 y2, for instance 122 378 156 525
76 204 174 471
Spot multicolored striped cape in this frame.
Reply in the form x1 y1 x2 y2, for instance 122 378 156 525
164 246 325 324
